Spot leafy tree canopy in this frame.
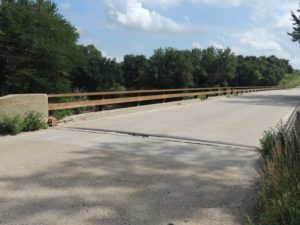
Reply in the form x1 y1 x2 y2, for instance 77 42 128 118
289 3 300 43
0 0 78 95
0 0 296 96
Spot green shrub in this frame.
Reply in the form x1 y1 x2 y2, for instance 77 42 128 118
279 72 300 89
22 111 48 131
260 129 276 161
198 95 207 100
52 109 73 120
0 111 48 135
0 114 23 135
107 84 126 92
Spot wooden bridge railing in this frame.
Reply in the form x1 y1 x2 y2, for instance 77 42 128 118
48 86 282 111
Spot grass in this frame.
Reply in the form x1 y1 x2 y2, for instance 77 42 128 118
279 71 300 89
255 125 300 225
51 107 95 120
52 109 73 120
0 111 48 135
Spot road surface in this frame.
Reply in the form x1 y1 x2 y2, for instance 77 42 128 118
66 88 299 147
0 88 299 225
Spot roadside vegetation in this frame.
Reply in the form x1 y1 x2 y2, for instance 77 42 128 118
248 124 300 225
0 111 47 135
279 71 300 89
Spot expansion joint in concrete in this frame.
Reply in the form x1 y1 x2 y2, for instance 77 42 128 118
57 126 260 152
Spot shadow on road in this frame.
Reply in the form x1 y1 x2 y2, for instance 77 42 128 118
0 139 261 225
227 94 300 107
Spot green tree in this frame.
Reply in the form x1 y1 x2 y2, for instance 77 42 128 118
236 55 291 86
147 48 193 88
122 54 148 88
0 0 78 95
71 45 123 91
237 56 262 86
289 3 300 43
214 48 237 86
101 57 123 90
198 46 236 87
199 47 220 86
190 48 208 87
71 45 104 92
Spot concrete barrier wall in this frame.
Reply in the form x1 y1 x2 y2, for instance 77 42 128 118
0 94 48 119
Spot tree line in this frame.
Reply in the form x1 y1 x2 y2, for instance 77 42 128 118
0 0 297 96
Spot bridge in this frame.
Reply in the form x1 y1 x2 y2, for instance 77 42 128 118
1 87 299 225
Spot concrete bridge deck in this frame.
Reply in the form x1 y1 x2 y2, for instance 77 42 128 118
0 88 299 225
65 88 300 148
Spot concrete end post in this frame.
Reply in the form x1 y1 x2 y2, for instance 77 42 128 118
0 94 48 119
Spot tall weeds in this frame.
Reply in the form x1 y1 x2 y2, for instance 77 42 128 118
259 126 300 225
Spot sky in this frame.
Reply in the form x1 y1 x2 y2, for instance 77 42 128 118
54 0 300 68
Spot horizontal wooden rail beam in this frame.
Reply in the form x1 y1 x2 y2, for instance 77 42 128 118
48 86 279 98
49 90 223 110
48 87 227 98
48 87 280 111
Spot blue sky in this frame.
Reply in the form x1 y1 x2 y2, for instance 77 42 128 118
54 0 299 68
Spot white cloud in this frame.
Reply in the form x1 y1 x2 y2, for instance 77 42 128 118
234 0 299 68
248 0 297 28
192 42 201 49
274 12 293 30
99 0 300 68
210 41 225 49
136 44 147 50
102 50 124 63
183 15 190 22
227 25 300 69
76 26 88 37
60 2 71 10
290 56 300 69
228 27 300 68
191 0 241 7
235 28 282 52
102 0 186 33
142 0 182 7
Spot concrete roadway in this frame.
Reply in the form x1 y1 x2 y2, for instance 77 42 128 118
0 88 299 225
66 88 300 148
